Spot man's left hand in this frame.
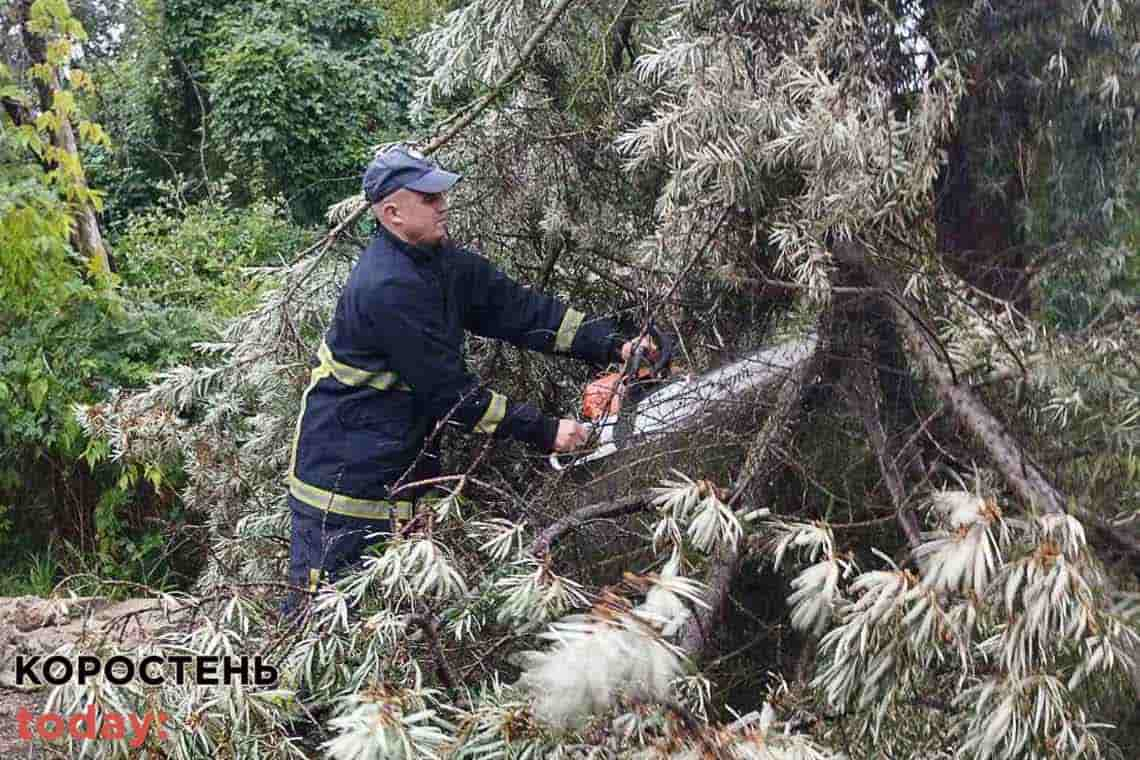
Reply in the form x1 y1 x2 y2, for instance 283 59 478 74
620 335 659 364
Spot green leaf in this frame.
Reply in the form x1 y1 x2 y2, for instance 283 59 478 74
27 377 49 411
144 463 164 491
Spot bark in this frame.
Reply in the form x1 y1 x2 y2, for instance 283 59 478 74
16 0 113 276
407 614 458 690
834 240 1066 515
680 328 822 661
888 293 1066 515
530 494 651 557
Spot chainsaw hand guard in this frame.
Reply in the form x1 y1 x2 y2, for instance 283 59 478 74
646 324 674 377
582 325 676 422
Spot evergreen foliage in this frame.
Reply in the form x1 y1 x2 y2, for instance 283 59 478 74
0 0 1137 757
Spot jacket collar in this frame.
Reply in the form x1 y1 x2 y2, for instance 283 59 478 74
377 223 438 264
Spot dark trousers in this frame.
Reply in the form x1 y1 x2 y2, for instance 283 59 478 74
281 495 392 618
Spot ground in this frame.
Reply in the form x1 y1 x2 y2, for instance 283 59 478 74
0 595 187 758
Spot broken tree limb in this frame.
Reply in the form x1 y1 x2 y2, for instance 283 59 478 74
889 293 1067 515
839 340 923 550
682 327 823 661
834 240 1067 515
530 495 650 557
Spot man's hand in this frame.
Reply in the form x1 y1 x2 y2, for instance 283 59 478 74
620 335 659 363
553 419 591 452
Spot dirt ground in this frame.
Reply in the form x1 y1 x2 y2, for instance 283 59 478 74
0 595 188 758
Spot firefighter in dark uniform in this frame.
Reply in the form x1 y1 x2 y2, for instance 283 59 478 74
284 146 653 614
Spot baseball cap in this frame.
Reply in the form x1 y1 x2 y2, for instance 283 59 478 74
362 145 462 203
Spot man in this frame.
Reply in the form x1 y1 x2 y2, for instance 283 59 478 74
284 145 653 613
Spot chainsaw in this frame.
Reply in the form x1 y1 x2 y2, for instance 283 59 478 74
549 329 819 470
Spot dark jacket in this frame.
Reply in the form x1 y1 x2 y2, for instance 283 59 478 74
288 226 620 520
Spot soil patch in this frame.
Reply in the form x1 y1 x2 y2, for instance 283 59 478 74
0 595 189 758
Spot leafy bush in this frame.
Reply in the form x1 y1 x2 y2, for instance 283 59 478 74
88 0 419 225
204 13 415 221
114 196 311 316
0 289 204 569
0 196 309 585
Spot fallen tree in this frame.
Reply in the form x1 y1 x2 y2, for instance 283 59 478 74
51 0 1140 757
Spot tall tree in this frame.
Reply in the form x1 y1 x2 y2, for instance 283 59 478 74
12 0 112 275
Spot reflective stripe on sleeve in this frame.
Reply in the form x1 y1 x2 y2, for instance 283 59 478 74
473 391 508 434
554 309 584 353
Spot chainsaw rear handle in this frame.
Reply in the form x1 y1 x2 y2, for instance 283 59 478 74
550 326 674 471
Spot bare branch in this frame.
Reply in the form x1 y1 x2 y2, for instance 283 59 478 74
407 613 459 690
529 495 651 557
839 335 922 549
836 240 1068 515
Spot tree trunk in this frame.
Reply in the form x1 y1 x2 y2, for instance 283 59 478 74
16 0 114 276
835 240 1066 515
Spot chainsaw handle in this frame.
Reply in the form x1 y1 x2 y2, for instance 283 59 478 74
624 323 674 379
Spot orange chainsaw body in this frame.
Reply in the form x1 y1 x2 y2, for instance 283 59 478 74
582 368 653 421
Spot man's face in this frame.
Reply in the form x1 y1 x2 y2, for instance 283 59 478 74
377 188 449 247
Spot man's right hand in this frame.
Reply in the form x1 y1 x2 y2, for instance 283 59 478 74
553 419 591 452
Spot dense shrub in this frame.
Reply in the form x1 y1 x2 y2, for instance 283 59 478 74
114 196 311 315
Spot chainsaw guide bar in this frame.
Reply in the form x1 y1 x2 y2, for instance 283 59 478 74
549 333 818 470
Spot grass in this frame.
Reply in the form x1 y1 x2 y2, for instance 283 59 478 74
0 541 61 596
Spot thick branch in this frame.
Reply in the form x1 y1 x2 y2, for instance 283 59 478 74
835 240 1066 515
530 495 650 557
890 294 1065 515
406 614 458 690
679 542 740 659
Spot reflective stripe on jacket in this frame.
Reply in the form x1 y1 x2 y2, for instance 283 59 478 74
289 226 620 519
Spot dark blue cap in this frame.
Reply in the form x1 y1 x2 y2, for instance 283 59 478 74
362 146 462 203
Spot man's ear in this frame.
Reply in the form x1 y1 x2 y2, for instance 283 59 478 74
379 199 401 226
